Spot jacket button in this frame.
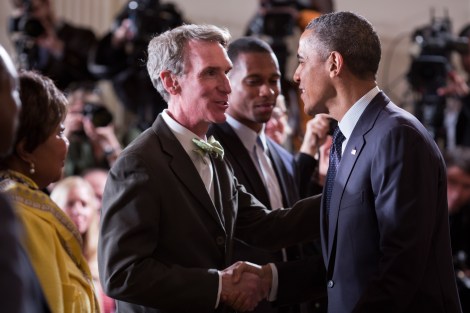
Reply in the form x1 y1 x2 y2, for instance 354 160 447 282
327 280 334 288
216 236 225 246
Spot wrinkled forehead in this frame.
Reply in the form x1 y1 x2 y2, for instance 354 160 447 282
183 40 232 70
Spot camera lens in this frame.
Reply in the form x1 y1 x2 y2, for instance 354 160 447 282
20 17 46 38
83 103 113 127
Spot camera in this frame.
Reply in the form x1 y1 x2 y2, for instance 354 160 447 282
83 103 113 128
117 0 184 44
259 0 298 38
408 13 468 93
406 11 469 142
9 15 45 38
8 0 45 38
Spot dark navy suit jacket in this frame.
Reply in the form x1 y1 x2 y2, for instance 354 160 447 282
277 92 462 313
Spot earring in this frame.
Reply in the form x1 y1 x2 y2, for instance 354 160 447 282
29 162 35 175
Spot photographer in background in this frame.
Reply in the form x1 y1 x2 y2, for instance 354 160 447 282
439 24 470 147
90 0 185 131
444 146 470 311
64 83 122 176
8 0 98 90
407 15 469 148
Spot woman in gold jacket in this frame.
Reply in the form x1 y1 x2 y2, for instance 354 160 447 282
0 71 99 313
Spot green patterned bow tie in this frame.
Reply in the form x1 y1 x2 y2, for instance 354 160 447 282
192 136 224 162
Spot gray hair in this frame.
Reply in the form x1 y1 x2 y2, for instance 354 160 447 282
147 24 231 102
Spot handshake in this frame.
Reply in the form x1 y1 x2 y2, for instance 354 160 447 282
220 261 273 312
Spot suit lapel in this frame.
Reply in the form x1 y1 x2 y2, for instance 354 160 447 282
153 116 225 229
212 157 236 265
211 157 226 230
325 92 391 268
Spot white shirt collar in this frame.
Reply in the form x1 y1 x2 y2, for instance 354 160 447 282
338 86 380 140
161 110 207 162
225 114 267 151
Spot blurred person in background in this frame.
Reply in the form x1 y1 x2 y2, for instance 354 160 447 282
90 0 185 131
265 95 293 148
444 146 470 312
448 25 470 147
63 83 122 176
8 0 98 90
82 167 108 217
51 176 115 313
0 70 99 312
0 44 50 313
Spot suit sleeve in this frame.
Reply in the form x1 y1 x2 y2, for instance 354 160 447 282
98 152 219 312
354 125 446 312
234 179 322 250
295 152 319 198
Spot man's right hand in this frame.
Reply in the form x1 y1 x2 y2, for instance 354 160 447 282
220 261 272 311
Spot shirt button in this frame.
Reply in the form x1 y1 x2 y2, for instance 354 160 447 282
216 236 225 246
327 280 334 288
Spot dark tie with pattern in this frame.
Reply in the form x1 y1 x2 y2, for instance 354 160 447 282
324 126 346 216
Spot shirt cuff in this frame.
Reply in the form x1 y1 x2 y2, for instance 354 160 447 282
267 263 279 301
215 270 222 308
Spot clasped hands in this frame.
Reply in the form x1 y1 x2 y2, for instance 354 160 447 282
220 261 272 312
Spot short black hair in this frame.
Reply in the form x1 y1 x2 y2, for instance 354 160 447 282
227 36 274 65
305 11 381 80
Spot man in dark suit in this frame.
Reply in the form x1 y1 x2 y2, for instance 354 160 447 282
289 11 461 312
0 44 50 313
208 36 328 313
98 24 322 313
234 11 463 313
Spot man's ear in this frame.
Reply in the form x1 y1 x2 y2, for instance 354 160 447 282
160 70 180 95
328 51 343 77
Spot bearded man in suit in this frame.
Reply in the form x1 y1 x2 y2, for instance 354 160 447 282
98 24 323 313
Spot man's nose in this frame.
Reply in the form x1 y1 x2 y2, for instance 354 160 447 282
220 74 231 94
293 66 301 83
259 84 275 97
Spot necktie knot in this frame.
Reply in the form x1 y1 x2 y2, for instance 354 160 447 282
192 136 224 162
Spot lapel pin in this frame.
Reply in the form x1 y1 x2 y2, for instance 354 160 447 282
351 149 357 155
